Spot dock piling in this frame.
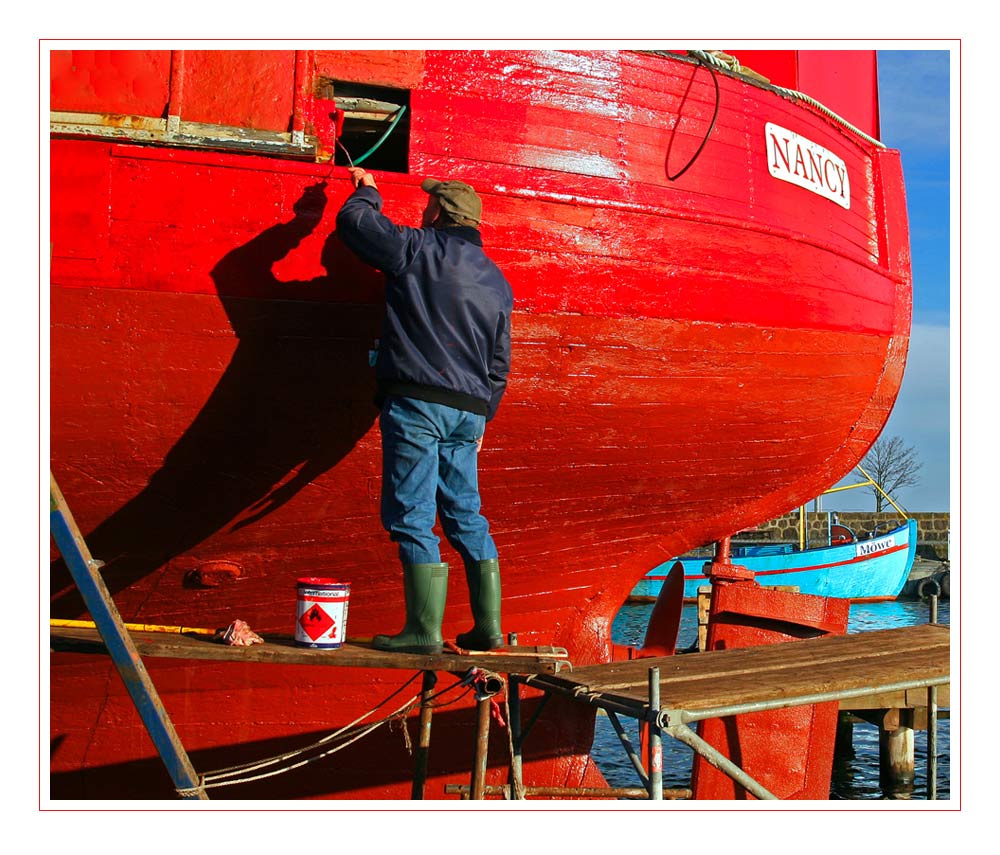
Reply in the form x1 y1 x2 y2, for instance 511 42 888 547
879 708 916 788
834 712 856 759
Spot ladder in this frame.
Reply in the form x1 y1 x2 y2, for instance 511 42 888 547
49 473 208 799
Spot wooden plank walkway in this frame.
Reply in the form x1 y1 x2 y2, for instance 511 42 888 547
524 624 949 723
49 625 570 676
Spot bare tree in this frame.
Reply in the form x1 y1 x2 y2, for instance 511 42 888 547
855 435 923 511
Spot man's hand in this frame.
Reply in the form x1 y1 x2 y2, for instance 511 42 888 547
348 167 378 189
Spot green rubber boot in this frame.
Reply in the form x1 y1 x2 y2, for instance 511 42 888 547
456 558 504 651
373 562 448 654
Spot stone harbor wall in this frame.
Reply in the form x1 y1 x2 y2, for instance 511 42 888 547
689 512 951 561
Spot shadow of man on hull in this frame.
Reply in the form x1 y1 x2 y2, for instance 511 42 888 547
52 182 381 615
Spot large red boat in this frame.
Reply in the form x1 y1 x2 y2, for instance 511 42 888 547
47 48 911 799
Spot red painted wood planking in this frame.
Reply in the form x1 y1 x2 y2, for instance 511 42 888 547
48 49 910 800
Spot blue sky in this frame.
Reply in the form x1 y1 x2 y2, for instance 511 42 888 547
822 49 952 513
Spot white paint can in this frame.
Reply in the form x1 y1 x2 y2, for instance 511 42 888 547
295 578 350 649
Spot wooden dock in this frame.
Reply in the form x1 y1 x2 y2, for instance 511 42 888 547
525 623 948 723
515 623 949 800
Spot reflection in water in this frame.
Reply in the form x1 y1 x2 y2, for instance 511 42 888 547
592 599 951 800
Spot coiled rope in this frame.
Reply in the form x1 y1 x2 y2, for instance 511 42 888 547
685 49 886 149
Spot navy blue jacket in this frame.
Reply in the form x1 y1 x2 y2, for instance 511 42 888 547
336 185 512 421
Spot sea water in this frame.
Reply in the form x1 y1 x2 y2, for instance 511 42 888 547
591 598 951 800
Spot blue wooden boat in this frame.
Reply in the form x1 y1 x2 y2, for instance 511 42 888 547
632 518 918 602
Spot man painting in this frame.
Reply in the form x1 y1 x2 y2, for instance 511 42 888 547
336 168 513 654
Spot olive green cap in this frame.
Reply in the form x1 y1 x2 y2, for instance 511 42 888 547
420 178 482 225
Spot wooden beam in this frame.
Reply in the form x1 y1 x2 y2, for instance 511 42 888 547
50 625 569 675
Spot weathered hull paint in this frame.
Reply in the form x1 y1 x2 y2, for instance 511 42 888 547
48 49 911 800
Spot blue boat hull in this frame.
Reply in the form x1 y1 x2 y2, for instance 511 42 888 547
632 520 918 601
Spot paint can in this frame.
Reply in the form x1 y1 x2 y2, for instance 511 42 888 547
295 577 350 648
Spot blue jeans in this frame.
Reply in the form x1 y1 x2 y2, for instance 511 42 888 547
379 396 498 566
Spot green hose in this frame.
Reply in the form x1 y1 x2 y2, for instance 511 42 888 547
352 105 408 166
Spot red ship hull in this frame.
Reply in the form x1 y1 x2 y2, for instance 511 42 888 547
47 48 910 799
